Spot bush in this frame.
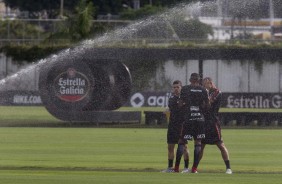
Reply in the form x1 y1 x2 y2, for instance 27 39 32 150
0 20 46 40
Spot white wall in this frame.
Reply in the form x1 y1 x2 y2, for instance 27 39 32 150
1 53 281 93
249 61 280 92
155 60 199 87
0 53 38 91
160 59 282 93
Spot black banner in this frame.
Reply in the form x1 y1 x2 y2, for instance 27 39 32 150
0 91 282 109
0 91 42 106
125 92 282 109
125 92 171 108
222 93 282 109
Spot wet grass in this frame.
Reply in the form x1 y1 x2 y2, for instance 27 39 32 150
0 106 281 127
0 128 281 183
0 170 281 184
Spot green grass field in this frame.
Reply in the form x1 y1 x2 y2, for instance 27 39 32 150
0 128 282 183
0 106 282 183
0 106 282 126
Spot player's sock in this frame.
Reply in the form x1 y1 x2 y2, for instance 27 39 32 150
175 144 184 165
192 144 202 169
224 160 231 169
184 159 189 169
174 144 184 172
168 159 173 168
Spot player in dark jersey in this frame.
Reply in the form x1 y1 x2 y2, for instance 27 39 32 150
162 80 189 173
200 77 232 174
179 73 210 173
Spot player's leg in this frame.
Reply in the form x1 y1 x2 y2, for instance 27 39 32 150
216 142 232 174
199 143 206 161
181 143 190 173
175 139 189 172
191 139 202 173
191 120 205 173
162 143 176 172
174 143 184 172
165 143 175 171
217 142 229 161
180 122 192 173
200 118 211 162
168 143 175 162
162 126 177 172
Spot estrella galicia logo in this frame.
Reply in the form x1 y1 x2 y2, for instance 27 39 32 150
54 68 90 102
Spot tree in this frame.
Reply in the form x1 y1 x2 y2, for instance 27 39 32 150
92 0 124 15
153 0 193 7
3 0 126 18
46 0 95 42
3 0 78 18
120 8 213 42
70 0 95 39
2 0 201 19
0 20 45 39
120 5 164 20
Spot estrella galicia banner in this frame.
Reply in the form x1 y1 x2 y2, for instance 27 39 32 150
221 93 282 109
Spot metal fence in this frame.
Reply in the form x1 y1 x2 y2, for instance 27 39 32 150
0 18 281 45
1 18 282 93
0 19 133 45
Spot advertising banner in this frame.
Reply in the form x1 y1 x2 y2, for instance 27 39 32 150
125 92 282 109
0 91 281 109
0 91 42 106
222 93 282 109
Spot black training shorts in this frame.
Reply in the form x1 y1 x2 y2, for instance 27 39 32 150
167 123 187 144
202 119 222 144
182 119 205 141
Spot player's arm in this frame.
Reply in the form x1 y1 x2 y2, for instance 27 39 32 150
178 87 187 108
203 89 210 110
212 91 222 113
209 90 220 104
177 98 185 108
168 96 179 111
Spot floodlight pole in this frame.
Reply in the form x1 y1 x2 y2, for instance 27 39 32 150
269 0 274 39
199 59 203 85
60 0 64 18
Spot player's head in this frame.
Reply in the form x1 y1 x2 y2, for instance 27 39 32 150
189 73 200 85
172 80 182 95
203 77 216 90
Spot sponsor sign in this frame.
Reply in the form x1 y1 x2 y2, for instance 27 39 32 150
54 68 90 102
13 94 42 105
126 92 171 108
0 91 42 106
125 92 282 109
222 93 282 109
0 91 281 108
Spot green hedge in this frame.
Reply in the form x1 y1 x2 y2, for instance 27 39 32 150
0 44 70 63
2 42 282 64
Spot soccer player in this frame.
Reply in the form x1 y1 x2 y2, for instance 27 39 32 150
200 77 232 174
162 80 190 173
179 73 209 173
179 73 210 173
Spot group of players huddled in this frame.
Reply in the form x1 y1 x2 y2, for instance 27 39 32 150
162 73 232 174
